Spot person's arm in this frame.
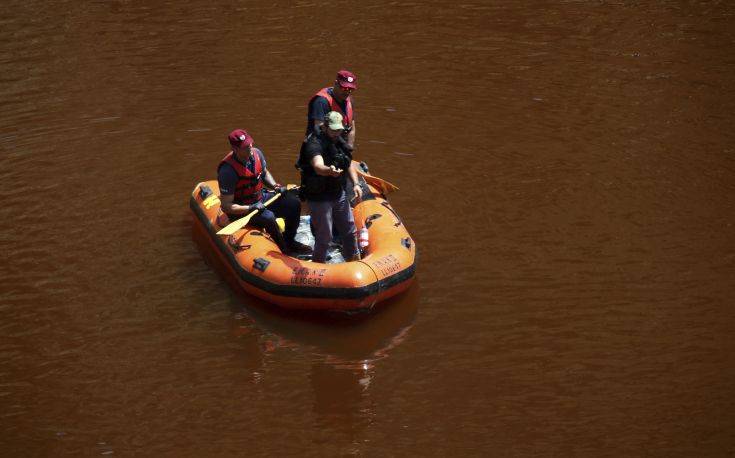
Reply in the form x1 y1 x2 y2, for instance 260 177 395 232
262 168 278 189
347 120 356 149
309 97 330 133
310 155 342 177
253 149 274 189
348 162 363 201
220 194 260 215
254 149 283 192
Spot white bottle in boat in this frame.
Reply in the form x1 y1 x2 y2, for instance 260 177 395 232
358 227 369 253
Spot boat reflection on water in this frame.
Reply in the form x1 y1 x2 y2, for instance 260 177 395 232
230 280 419 364
229 281 419 436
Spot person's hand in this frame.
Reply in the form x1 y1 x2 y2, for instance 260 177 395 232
352 183 363 201
328 165 342 176
274 184 287 195
250 202 265 213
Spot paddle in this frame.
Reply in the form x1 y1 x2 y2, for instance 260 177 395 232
353 163 399 195
216 185 298 236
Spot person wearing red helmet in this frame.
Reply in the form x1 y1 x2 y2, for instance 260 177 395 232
218 129 311 255
306 69 357 150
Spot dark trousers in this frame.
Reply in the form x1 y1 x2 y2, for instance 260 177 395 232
231 191 301 251
307 189 358 263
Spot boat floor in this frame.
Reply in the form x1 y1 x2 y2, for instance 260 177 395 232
292 216 346 264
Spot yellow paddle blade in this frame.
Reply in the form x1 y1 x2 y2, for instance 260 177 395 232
215 185 298 236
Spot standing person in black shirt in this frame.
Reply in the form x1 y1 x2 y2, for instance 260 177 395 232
297 112 363 263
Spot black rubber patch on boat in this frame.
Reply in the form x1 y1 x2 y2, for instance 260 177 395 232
199 184 213 199
381 202 403 226
365 214 382 229
227 236 251 252
401 237 412 249
253 258 270 272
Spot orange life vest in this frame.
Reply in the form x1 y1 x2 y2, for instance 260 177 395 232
218 150 264 205
312 87 353 127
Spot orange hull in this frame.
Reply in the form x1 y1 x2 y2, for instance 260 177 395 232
190 177 416 312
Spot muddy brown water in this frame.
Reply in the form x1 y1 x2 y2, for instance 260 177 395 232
2 1 734 456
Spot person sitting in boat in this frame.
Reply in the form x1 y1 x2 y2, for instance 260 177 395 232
218 129 311 255
296 112 363 263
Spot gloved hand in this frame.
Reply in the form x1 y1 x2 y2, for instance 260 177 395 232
274 184 288 195
250 202 265 213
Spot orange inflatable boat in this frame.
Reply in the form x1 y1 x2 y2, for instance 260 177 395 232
190 163 416 311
